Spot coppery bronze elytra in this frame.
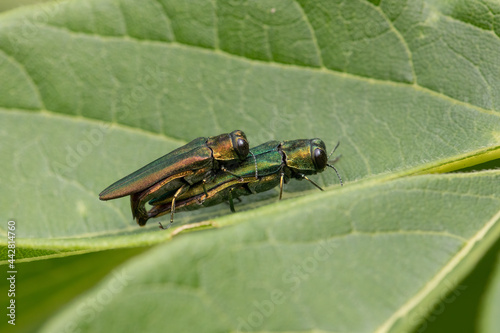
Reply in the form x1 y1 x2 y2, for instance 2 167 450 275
99 130 249 226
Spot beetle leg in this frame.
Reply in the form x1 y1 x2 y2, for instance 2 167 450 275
220 166 243 182
279 171 285 200
159 183 189 230
132 174 188 226
133 185 166 226
202 180 209 197
228 188 235 212
299 173 324 191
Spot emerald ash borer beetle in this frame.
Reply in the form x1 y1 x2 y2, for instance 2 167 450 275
99 130 250 225
147 139 343 228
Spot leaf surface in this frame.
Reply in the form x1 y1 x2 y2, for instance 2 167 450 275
40 172 500 332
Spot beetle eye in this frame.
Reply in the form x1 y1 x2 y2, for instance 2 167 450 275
236 138 249 158
313 148 327 170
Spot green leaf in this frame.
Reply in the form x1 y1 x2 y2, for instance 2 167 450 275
412 234 500 333
0 0 499 332
1 0 499 256
481 252 500 333
39 172 500 332
1 247 149 333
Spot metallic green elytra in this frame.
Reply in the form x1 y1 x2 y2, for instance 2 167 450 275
99 130 249 225
146 139 343 228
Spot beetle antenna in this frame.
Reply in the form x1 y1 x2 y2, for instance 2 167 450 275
329 155 342 164
327 141 340 159
250 150 258 179
326 163 343 186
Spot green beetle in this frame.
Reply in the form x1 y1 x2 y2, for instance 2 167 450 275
99 130 249 225
146 139 342 228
